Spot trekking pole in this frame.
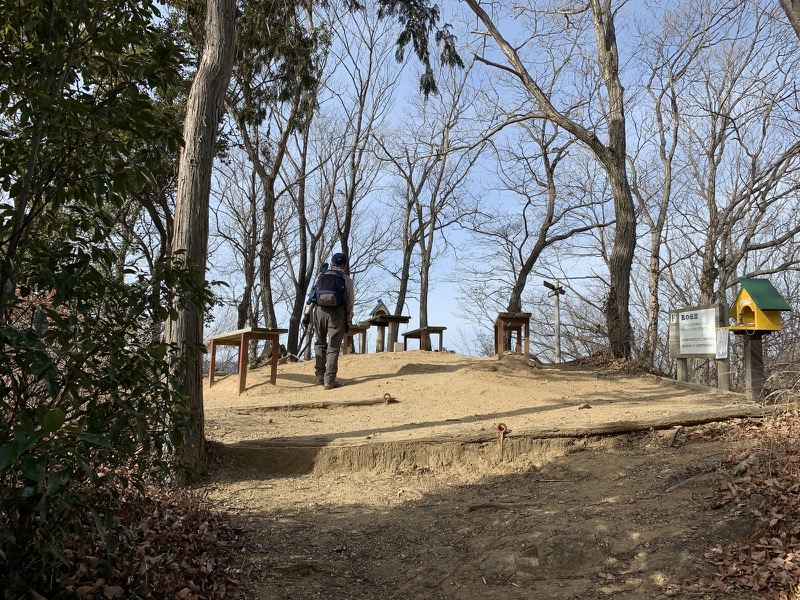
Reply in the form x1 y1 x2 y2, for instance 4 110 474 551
298 321 314 358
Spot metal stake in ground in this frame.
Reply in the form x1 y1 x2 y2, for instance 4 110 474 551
497 423 508 462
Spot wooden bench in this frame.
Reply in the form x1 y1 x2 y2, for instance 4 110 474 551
403 326 447 351
342 323 369 355
494 312 531 359
208 327 288 395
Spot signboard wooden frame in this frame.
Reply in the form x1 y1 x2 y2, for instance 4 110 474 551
668 304 727 359
668 303 730 391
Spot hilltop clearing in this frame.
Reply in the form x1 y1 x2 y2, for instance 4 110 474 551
201 351 791 599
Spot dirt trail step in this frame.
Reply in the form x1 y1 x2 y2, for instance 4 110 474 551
212 403 782 476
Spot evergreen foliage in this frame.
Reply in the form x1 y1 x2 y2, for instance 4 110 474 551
0 0 211 594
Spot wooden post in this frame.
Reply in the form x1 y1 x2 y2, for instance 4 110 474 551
495 321 505 358
524 318 530 359
715 302 730 392
717 358 731 392
554 279 562 363
743 334 765 401
376 326 385 353
677 358 688 382
237 332 248 396
209 339 217 386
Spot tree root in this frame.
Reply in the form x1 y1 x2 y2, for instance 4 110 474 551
665 454 758 493
271 560 325 575
467 501 530 512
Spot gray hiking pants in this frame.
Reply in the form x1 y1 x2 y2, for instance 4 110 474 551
314 306 346 384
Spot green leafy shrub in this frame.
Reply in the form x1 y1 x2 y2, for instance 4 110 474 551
0 243 208 595
0 0 202 594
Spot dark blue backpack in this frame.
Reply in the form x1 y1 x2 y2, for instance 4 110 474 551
313 269 347 307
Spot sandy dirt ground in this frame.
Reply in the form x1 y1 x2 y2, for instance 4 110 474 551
201 350 770 599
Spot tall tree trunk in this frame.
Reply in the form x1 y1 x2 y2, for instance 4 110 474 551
781 0 800 37
236 170 258 329
165 0 236 473
258 189 278 331
604 169 635 359
640 73 678 367
393 196 416 317
590 0 635 360
418 239 431 349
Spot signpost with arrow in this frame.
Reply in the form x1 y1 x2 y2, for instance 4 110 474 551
543 280 566 363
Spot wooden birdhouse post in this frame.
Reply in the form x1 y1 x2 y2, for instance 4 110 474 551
728 278 791 401
366 300 411 352
371 300 390 352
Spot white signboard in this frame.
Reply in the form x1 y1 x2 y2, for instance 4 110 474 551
716 329 729 360
678 307 717 355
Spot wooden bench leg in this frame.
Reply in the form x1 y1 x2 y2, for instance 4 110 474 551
270 334 279 385
496 323 505 358
209 339 217 386
524 319 530 358
237 334 248 396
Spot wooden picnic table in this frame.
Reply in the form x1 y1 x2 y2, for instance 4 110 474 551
403 325 447 351
208 327 288 395
494 312 531 359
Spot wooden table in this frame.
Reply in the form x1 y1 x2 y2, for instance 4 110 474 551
494 312 531 359
367 314 411 352
342 323 370 355
403 326 447 351
208 327 288 395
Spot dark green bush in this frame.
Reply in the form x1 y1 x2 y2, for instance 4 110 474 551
0 241 207 596
0 1 198 594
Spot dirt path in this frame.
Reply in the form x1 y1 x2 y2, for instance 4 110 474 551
202 351 767 599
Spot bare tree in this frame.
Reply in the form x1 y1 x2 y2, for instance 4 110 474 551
462 0 637 358
280 121 335 356
211 145 261 330
376 62 486 345
626 2 710 367
461 115 606 355
674 3 800 307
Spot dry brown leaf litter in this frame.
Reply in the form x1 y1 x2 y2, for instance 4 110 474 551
54 481 242 600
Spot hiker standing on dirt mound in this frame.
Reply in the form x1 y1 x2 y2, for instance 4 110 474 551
308 252 354 390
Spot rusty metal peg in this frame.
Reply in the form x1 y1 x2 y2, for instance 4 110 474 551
496 422 508 461
384 392 392 405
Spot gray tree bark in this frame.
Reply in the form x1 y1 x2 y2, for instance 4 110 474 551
781 0 800 37
165 0 236 472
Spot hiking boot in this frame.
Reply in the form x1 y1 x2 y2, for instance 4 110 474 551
323 381 341 390
316 376 324 385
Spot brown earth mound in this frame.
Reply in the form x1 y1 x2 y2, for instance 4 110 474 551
204 350 762 463
200 351 786 599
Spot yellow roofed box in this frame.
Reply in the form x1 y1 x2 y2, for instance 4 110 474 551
729 278 790 332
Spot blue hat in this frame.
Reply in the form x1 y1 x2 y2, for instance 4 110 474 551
332 252 348 266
